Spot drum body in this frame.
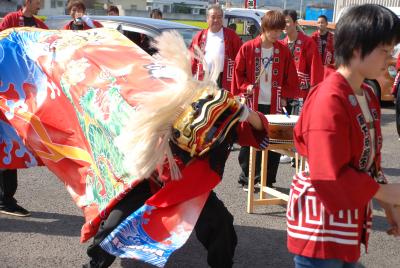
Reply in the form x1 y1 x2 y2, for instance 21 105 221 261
265 114 299 144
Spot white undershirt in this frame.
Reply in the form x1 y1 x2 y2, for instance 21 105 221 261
204 28 225 73
258 47 273 105
355 92 375 170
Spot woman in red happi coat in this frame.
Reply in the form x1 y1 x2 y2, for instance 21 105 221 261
287 5 400 268
231 10 299 188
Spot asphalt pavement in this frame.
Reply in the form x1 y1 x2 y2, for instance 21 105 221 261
1 105 400 268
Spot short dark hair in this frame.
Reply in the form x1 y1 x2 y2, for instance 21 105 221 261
207 4 223 17
261 10 286 32
107 5 119 15
282 9 297 22
317 15 328 22
335 4 400 67
150 9 162 18
67 0 86 13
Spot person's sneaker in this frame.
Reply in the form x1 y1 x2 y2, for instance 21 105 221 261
291 157 297 168
280 155 291 163
238 178 248 187
0 204 30 217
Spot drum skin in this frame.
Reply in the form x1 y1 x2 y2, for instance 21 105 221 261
265 114 299 144
268 123 295 144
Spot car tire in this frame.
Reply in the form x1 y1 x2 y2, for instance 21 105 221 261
396 83 400 137
364 79 381 102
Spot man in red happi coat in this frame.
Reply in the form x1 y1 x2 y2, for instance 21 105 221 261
281 9 324 113
189 4 242 91
0 0 48 31
311 15 335 67
231 10 299 188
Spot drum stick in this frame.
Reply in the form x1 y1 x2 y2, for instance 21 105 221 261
282 107 290 118
253 64 266 86
241 65 266 108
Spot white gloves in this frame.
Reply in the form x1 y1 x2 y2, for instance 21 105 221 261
81 15 96 28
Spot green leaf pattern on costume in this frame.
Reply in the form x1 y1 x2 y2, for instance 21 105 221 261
60 69 136 211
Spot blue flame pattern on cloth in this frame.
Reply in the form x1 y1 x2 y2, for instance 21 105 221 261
0 120 37 167
100 204 191 267
0 31 49 167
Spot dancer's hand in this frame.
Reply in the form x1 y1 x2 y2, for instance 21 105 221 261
281 98 287 107
246 84 254 95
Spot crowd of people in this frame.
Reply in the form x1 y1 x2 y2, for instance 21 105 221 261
1 1 400 268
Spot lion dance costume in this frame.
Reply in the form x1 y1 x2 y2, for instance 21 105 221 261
0 27 269 267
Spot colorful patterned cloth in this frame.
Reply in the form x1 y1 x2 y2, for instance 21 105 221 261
0 27 209 266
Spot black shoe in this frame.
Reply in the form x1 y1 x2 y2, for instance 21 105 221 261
238 177 248 187
82 260 101 268
243 183 260 193
0 204 30 217
291 158 296 168
238 176 260 187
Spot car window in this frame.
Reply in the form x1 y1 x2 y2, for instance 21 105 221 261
45 17 200 55
117 25 157 55
226 16 260 43
162 28 200 47
122 27 198 55
122 30 156 55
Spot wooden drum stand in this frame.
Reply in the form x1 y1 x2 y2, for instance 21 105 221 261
246 114 304 213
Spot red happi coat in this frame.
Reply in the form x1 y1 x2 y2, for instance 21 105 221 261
281 32 324 99
190 27 242 90
287 72 382 262
391 54 400 96
311 31 335 66
0 10 48 31
231 36 299 113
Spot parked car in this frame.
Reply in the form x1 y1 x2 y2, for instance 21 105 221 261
224 8 309 44
223 8 267 43
45 15 200 55
366 55 397 102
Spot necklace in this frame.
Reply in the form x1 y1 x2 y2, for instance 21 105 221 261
261 54 274 83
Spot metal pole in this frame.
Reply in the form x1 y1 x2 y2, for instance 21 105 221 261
300 0 303 19
333 0 337 23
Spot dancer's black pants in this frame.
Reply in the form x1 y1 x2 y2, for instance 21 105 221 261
238 104 280 185
86 181 237 268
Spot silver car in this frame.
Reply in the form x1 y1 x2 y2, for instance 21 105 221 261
45 15 201 55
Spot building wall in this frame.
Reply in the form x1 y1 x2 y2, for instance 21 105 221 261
41 0 66 15
38 0 146 16
333 0 400 21
112 0 146 11
147 0 208 14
